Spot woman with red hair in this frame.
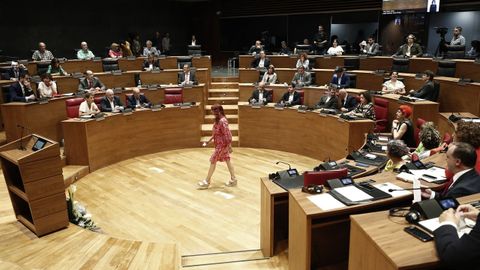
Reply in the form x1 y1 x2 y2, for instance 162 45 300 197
392 105 416 147
198 104 237 189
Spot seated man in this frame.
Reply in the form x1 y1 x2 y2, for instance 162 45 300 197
127 87 151 109
422 142 480 199
142 40 160 56
178 64 197 86
77 41 95 60
359 36 380 55
248 40 264 55
100 89 124 112
315 87 338 109
251 50 270 69
279 85 301 106
393 34 423 58
79 92 100 117
409 70 436 101
9 73 36 102
78 70 106 93
6 61 27 81
249 82 272 105
338 89 358 112
291 66 312 87
331 66 350 89
32 42 54 61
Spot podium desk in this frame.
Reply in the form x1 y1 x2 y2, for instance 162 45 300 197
348 193 480 270
62 105 202 172
437 112 478 138
288 153 446 270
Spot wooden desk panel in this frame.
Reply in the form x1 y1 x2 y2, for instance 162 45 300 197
437 112 477 138
409 58 437 74
62 106 202 172
359 57 393 71
315 57 345 69
455 60 480 81
192 56 212 70
62 60 104 73
118 58 144 71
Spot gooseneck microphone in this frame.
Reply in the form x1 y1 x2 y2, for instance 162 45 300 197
388 187 423 192
276 161 292 170
17 124 29 151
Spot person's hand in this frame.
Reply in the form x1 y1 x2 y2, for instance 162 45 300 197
456 204 480 220
202 142 207 147
421 188 432 199
409 89 415 94
251 98 256 103
262 98 267 102
439 208 459 224
26 94 36 101
340 107 348 112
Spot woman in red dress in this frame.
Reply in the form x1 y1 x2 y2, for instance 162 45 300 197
198 104 237 189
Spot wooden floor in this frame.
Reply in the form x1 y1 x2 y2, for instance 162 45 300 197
0 147 320 269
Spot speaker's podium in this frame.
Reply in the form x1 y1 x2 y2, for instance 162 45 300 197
0 134 68 236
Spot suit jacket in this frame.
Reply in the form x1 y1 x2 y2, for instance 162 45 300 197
291 72 312 87
331 74 351 89
78 77 106 92
127 94 151 109
411 81 435 101
395 43 423 57
280 91 301 106
438 169 480 199
100 96 124 112
316 95 338 109
6 67 27 80
251 57 271 69
340 95 358 111
433 214 480 270
178 72 197 85
9 82 35 102
363 43 380 55
249 89 272 105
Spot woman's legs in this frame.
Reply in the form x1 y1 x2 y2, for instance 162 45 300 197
205 162 217 182
225 160 236 180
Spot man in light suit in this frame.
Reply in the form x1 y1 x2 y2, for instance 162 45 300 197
359 36 380 56
78 70 106 93
279 85 301 106
249 82 272 105
422 142 480 199
178 64 197 86
100 89 124 112
291 66 312 87
316 88 338 109
127 87 151 109
331 66 351 89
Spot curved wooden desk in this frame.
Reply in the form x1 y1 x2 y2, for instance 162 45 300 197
62 105 202 172
438 112 478 138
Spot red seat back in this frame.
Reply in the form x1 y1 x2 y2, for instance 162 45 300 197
303 168 348 186
94 96 102 107
414 118 426 146
164 87 183 104
297 90 304 105
65 97 84 118
373 97 389 133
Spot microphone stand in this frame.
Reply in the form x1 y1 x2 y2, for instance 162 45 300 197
18 125 26 151
276 161 292 170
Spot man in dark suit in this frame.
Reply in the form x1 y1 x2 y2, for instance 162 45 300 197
279 85 301 106
316 88 338 109
127 87 151 109
331 66 350 89
178 64 197 86
5 61 27 81
433 204 480 270
78 70 106 93
291 66 312 87
249 82 272 105
409 70 437 101
100 89 124 112
423 142 480 199
9 74 36 102
250 51 270 69
338 89 358 112
393 34 423 58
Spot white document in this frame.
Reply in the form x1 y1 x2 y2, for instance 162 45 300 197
419 217 473 237
378 136 389 142
396 172 416 182
307 193 346 211
413 176 421 203
410 167 447 182
334 185 373 202
374 182 412 197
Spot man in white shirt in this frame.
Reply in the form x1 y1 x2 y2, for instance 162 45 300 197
178 64 197 85
249 82 272 105
77 41 95 60
100 89 124 112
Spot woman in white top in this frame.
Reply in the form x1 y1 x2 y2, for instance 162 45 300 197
326 39 344 56
78 92 100 116
37 74 57 98
295 52 310 70
261 65 277 84
382 71 406 94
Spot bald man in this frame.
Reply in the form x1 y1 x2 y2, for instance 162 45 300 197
32 42 54 61
338 89 358 112
78 70 106 93
127 87 151 109
77 41 95 60
249 81 272 105
100 89 124 112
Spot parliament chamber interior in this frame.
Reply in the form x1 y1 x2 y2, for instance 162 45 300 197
1 0 480 269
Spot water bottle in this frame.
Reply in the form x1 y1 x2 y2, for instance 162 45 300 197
137 78 142 87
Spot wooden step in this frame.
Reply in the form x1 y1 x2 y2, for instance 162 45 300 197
204 114 238 124
201 124 238 136
201 136 239 147
208 89 239 97
211 77 239 83
205 104 238 115
210 82 239 89
63 165 90 188
207 96 239 105
182 249 264 268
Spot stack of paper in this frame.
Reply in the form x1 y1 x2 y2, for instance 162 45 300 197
307 194 345 210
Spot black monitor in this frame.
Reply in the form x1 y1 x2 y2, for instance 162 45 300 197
382 0 428 14
295 44 311 54
32 137 47 151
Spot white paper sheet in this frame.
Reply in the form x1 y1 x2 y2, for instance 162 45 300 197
378 136 389 142
409 167 447 182
307 193 346 211
334 185 373 201
418 217 473 237
374 182 412 197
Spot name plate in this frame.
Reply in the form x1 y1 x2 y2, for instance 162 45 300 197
38 99 49 104
126 56 136 60
151 105 163 111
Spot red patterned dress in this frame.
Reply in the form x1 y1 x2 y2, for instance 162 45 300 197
210 117 233 163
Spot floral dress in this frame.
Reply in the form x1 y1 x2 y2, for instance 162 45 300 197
210 117 232 163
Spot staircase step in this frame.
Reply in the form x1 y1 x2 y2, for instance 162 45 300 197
200 136 239 147
204 114 238 124
63 165 90 188
207 96 239 105
205 104 238 115
211 77 239 83
182 249 265 268
201 124 238 136
208 89 239 97
210 82 239 89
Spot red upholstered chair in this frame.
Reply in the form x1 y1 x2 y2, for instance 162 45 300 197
296 90 305 105
303 168 348 186
373 97 389 132
94 96 103 107
65 97 85 118
414 118 426 146
164 88 183 104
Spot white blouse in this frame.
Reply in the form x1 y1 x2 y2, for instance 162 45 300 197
37 81 57 98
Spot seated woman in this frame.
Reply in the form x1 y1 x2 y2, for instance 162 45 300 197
391 105 416 148
78 92 100 117
46 58 69 76
251 50 270 69
348 92 375 120
384 139 410 172
382 71 406 94
143 54 160 71
108 43 123 58
326 39 344 56
414 122 446 160
296 52 309 70
261 65 277 84
37 73 57 98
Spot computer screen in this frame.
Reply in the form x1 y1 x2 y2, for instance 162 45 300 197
427 0 440 13
382 0 428 14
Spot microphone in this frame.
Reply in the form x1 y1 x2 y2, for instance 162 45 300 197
276 161 292 170
388 187 423 192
